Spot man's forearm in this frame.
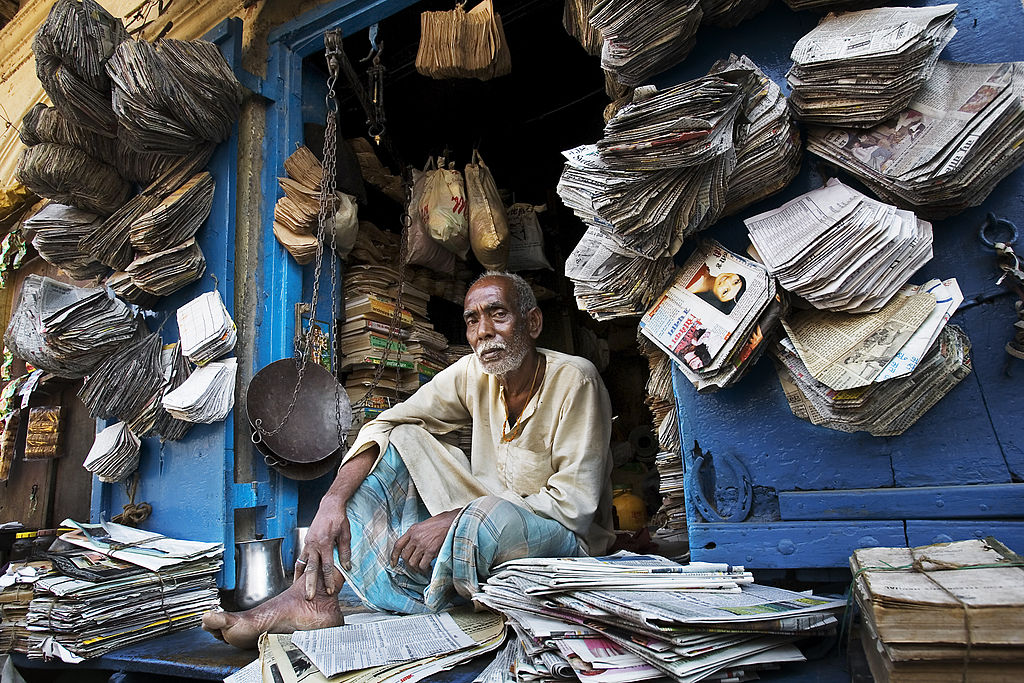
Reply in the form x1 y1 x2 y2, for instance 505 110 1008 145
325 445 379 506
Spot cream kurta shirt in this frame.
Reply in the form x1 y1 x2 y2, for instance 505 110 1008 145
342 348 616 554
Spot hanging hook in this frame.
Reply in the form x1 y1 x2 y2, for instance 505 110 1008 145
979 212 1018 250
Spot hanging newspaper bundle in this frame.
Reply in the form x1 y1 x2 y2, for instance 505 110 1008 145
24 203 108 281
125 238 207 296
32 0 129 136
16 143 130 216
153 343 195 441
78 332 164 424
107 39 244 154
20 103 117 164
83 421 141 483
129 172 215 254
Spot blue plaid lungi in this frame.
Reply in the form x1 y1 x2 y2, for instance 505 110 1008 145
339 444 583 614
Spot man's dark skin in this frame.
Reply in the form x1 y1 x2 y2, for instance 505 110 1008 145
202 275 545 648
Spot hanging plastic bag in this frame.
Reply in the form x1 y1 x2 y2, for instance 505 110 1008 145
506 203 553 271
326 191 359 259
405 162 456 275
420 158 469 258
465 150 509 271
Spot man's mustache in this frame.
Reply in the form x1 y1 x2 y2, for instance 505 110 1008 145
475 340 507 356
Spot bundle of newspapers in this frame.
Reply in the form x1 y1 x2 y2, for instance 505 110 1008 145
176 290 237 366
227 608 506 683
128 171 215 254
82 421 141 483
24 203 108 280
4 275 139 379
124 237 207 296
806 59 1024 217
745 179 933 313
559 56 799 320
78 332 165 424
588 0 703 87
788 4 957 126
773 278 971 436
640 240 783 392
22 520 222 662
474 552 845 683
162 357 236 423
852 538 1024 683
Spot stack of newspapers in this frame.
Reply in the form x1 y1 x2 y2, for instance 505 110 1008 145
124 237 207 296
24 203 108 281
773 277 971 436
23 520 222 662
474 552 845 682
128 172 215 254
82 421 141 483
852 538 1024 683
162 357 236 423
807 59 1024 217
589 0 703 87
560 56 798 320
78 332 165 424
227 608 506 683
745 179 933 313
788 4 957 126
4 275 139 379
640 240 783 392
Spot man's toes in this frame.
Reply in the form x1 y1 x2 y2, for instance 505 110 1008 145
202 609 232 632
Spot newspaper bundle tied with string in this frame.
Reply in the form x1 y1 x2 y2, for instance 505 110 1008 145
10 519 222 663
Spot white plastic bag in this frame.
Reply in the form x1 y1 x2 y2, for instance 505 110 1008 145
506 203 552 271
420 159 469 258
405 164 456 274
465 150 509 271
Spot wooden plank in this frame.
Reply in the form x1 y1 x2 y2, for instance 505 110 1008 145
688 521 907 569
778 483 1024 521
905 520 1024 552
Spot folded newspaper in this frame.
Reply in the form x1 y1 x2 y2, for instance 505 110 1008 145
640 240 783 392
745 178 933 313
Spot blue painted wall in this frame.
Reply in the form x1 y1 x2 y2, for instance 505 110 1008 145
666 0 1024 567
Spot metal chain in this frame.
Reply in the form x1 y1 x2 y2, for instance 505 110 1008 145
253 31 343 442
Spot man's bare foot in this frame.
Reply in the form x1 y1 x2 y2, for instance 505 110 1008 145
202 579 344 649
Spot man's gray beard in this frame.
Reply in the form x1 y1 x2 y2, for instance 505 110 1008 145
475 333 529 376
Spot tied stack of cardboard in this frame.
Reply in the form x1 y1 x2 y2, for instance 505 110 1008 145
851 538 1024 683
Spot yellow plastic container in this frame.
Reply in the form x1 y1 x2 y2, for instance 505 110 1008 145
612 488 647 532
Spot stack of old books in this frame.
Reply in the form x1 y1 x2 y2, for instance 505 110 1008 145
341 265 450 435
476 552 845 681
852 538 1024 683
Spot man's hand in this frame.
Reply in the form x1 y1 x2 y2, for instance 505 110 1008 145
294 447 378 600
296 489 351 599
390 509 462 576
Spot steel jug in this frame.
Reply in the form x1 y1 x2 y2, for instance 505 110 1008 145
234 538 289 610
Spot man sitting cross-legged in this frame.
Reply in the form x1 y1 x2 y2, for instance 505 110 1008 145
203 271 615 648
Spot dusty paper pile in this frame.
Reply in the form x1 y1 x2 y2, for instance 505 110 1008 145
78 331 165 426
475 551 845 682
21 520 222 662
227 607 505 683
640 240 783 392
806 59 1024 217
559 56 799 320
588 0 703 87
415 0 511 81
852 538 1024 683
788 4 957 126
773 277 971 436
124 237 207 296
745 178 933 313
